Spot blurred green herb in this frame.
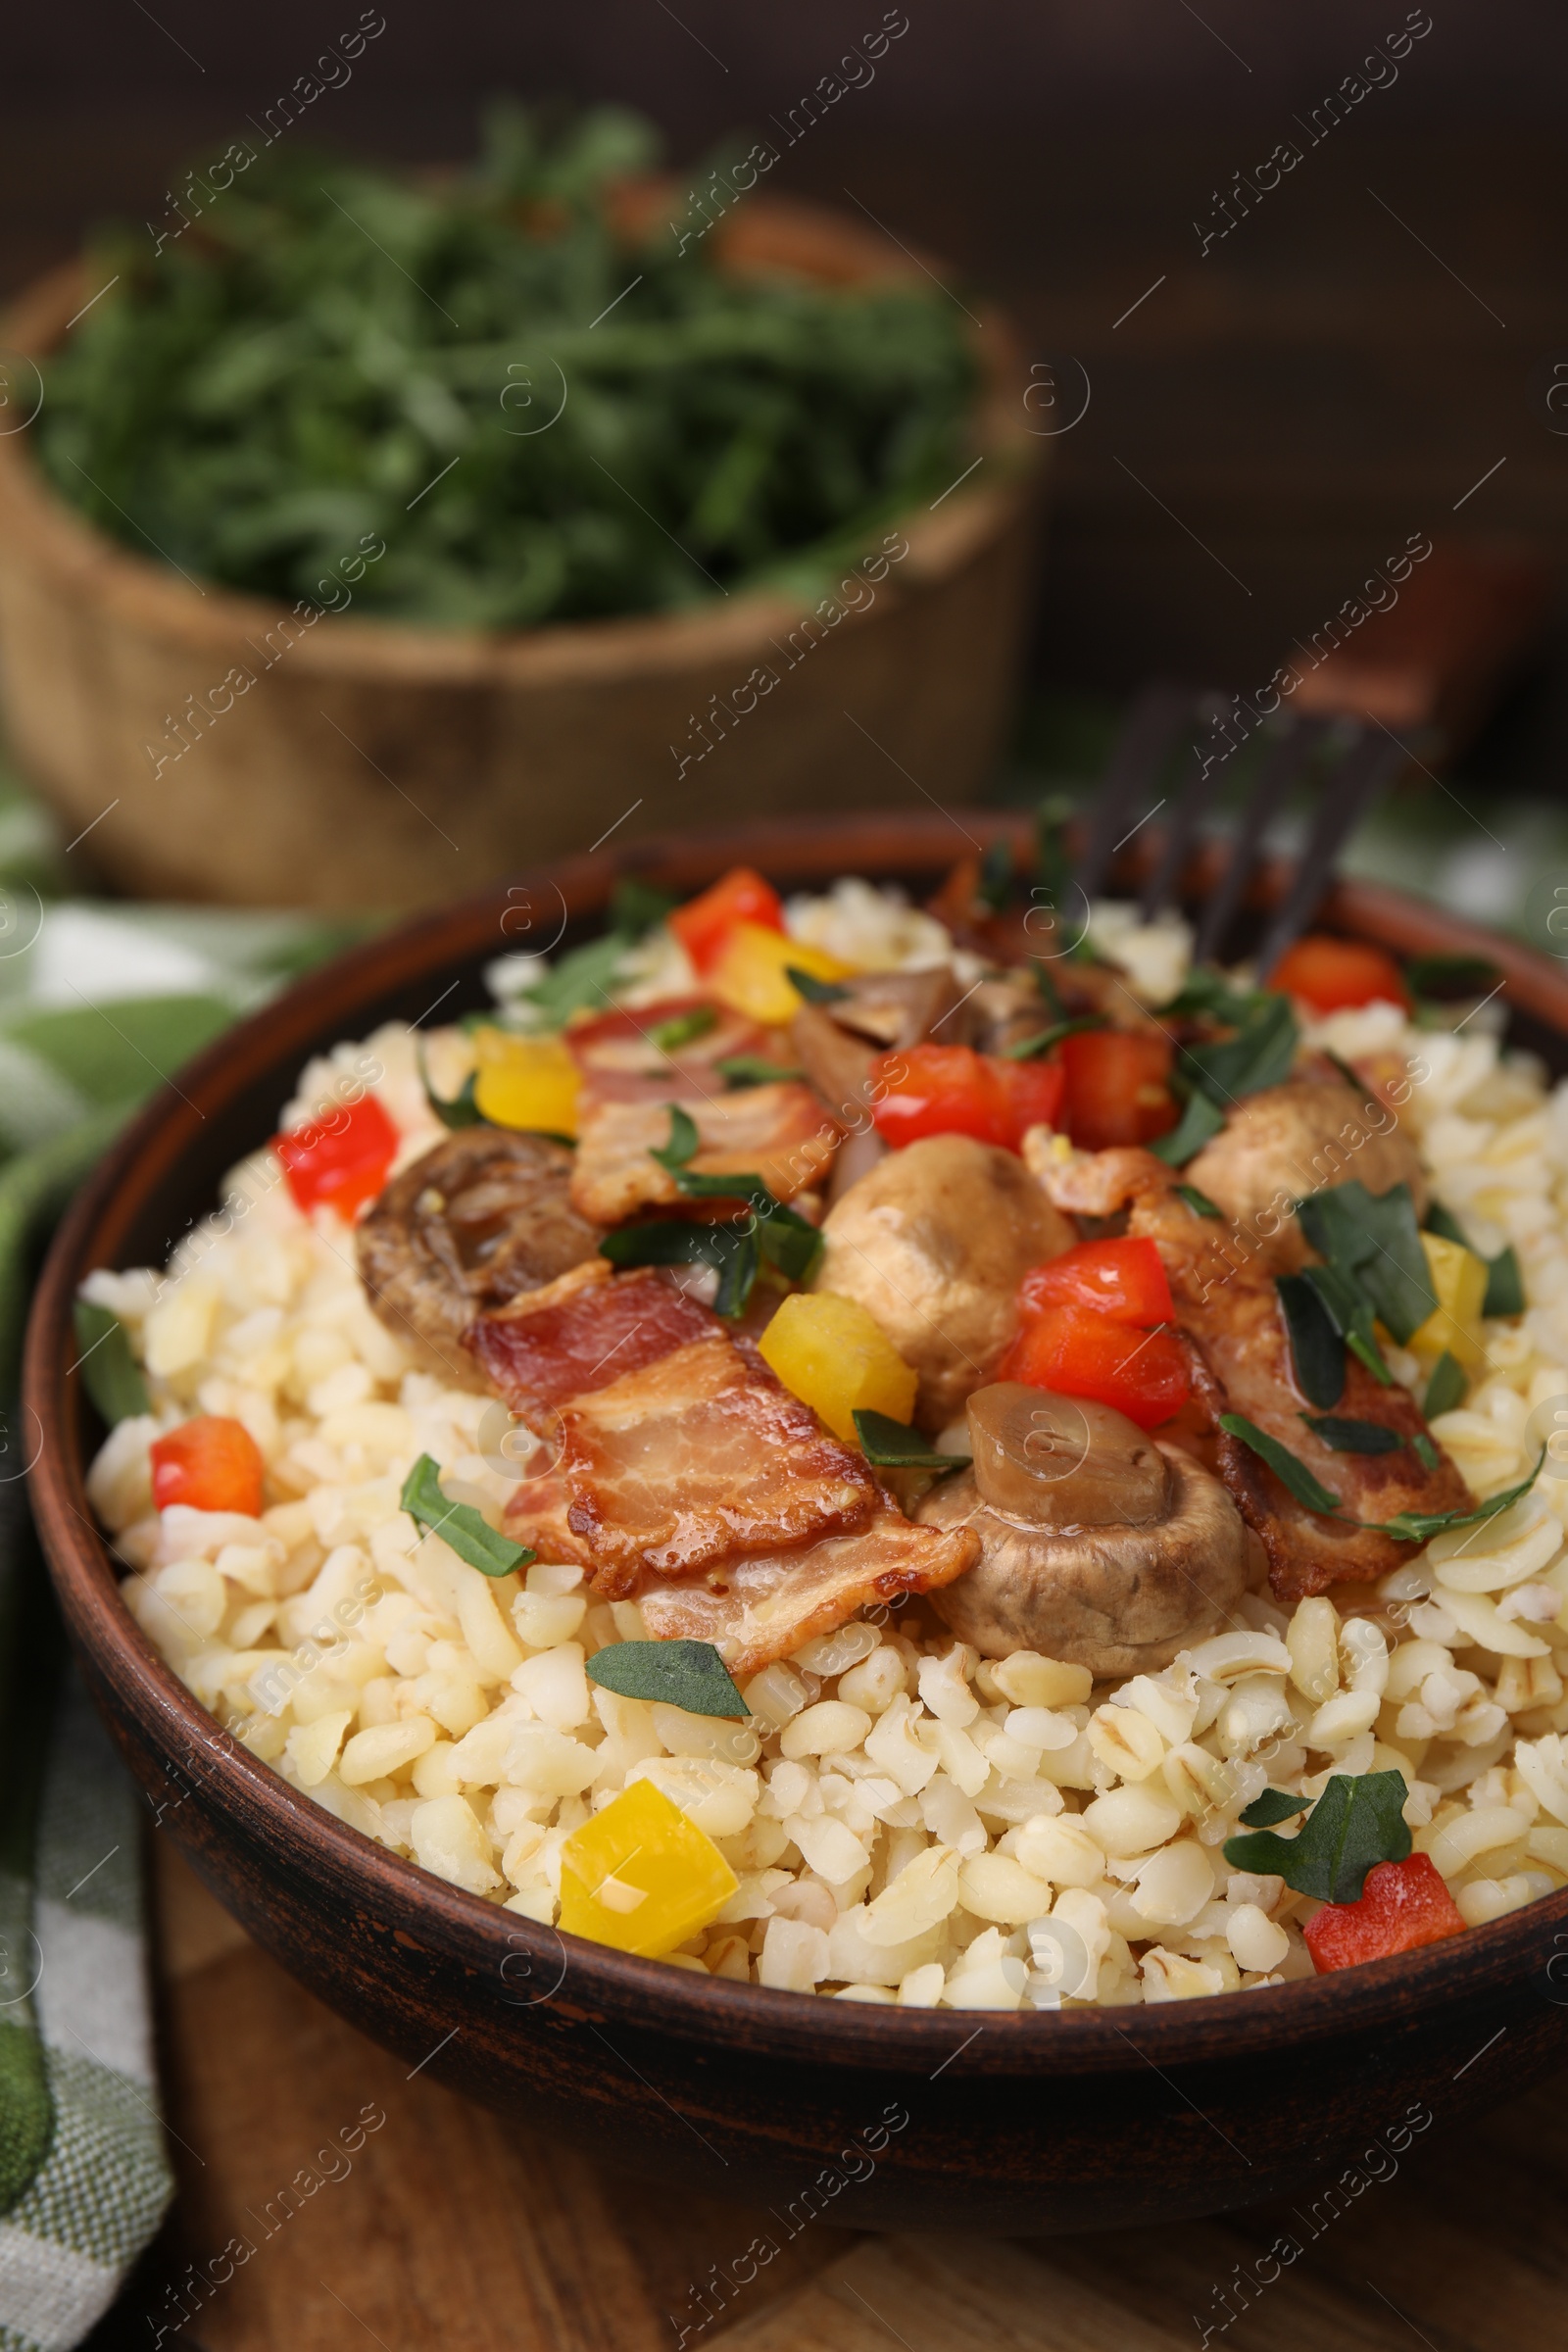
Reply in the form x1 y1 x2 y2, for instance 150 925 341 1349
37 104 977 629
73 1299 148 1426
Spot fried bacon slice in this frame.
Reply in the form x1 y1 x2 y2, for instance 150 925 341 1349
499 1331 880 1597
467 1263 710 1423
1029 1139 1471 1600
638 1509 981 1678
565 997 785 1106
569 1082 838 1226
470 1268 880 1596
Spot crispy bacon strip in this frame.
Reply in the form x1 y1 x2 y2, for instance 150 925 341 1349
468 1264 710 1423
638 1509 980 1677
566 997 784 1105
570 1082 839 1226
500 1330 880 1597
1031 1139 1471 1599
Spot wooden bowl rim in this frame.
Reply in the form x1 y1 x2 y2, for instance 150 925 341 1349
24 809 1568 2077
0 184 1041 685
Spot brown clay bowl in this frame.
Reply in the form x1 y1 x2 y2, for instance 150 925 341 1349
24 813 1568 2233
0 190 1042 913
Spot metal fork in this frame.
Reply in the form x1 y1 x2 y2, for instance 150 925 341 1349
1073 683 1409 977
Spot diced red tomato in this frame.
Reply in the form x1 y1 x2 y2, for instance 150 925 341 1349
1059 1029 1176 1151
1302 1853 1465 1973
1271 935 1412 1014
274 1092 397 1221
870 1045 1064 1154
668 866 785 975
1018 1237 1175 1330
995 1055 1067 1144
150 1415 266 1517
1001 1300 1191 1429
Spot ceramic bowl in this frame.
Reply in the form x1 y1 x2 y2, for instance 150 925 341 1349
24 813 1568 2231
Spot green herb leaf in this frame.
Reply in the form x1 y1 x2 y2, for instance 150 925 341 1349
1180 994 1299 1107
585 1639 746 1719
1277 1273 1347 1409
1001 1014 1106 1061
756 1211 824 1287
1413 1434 1441 1471
1299 1413 1404 1454
649 1005 718 1054
1300 1261 1392 1385
1406 953 1501 1000
417 1042 482 1130
1218 1413 1345 1516
651 1104 701 1174
400 1453 532 1577
1423 1201 1469 1249
1422 1348 1467 1419
1223 1770 1411 1904
1159 969 1266 1024
1483 1244 1524 1318
1322 1049 1367 1096
517 933 629 1028
1371 1449 1544 1544
1297 1181 1436 1346
1175 1183 1224 1218
977 839 1014 914
786 965 851 1005
599 1219 761 1317
73 1298 149 1426
715 1055 804 1088
1148 1089 1227 1166
852 1409 971 1470
610 878 678 938
1238 1788 1310 1828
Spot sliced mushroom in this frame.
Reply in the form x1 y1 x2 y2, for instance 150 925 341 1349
811 1135 1076 1429
1182 1079 1427 1270
789 965 973 1128
358 1128 602 1368
918 1382 1250 1677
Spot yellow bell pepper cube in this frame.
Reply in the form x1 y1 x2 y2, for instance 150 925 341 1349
559 1776 738 1957
1410 1231 1489 1369
758 1290 918 1442
471 1029 581 1137
705 922 855 1027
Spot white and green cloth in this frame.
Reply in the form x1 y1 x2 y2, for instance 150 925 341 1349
0 764 359 2348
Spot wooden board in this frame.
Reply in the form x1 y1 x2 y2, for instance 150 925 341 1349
132 1841 1565 2352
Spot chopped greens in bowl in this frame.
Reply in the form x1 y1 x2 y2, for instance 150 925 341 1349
33 104 980 630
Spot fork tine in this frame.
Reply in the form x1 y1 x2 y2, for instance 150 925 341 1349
1252 726 1409 980
1074 682 1195 905
1139 691 1230 922
1191 713 1332 965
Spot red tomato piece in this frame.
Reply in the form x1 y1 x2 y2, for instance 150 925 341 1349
1059 1029 1176 1151
1302 1853 1465 1973
668 866 785 974
1001 1301 1191 1430
1271 935 1411 1014
995 1055 1066 1145
870 1047 1065 1153
150 1415 266 1517
1018 1236 1175 1329
274 1093 398 1221
870 1045 1011 1150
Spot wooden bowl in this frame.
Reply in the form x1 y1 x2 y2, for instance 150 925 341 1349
0 194 1042 914
24 813 1568 2233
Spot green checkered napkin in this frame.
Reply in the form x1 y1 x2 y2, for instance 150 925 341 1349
0 862 354 2348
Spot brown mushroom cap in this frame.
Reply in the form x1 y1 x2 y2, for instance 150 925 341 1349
357 1128 601 1373
811 1135 1076 1430
1182 1079 1426 1270
918 1386 1250 1676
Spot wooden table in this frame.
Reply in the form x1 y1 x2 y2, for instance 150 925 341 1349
123 1843 1562 2352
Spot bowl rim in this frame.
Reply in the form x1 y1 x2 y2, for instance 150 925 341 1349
0 183 1041 683
24 808 1568 2076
